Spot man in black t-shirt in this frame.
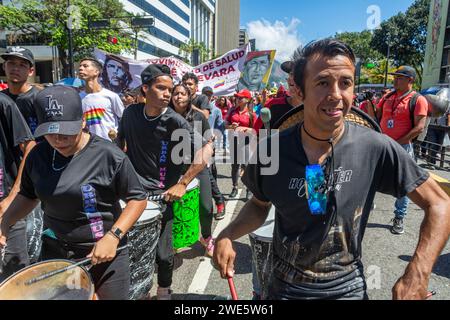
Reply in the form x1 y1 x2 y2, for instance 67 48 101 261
182 73 211 119
1 47 40 134
0 92 35 281
118 64 213 300
214 39 450 300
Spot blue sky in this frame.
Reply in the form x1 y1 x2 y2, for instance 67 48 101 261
240 0 416 60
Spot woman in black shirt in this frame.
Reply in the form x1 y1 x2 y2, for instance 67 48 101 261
169 83 215 257
0 86 147 300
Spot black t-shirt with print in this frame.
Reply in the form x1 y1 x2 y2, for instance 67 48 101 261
0 93 34 199
19 134 147 245
243 122 429 296
2 86 40 134
118 104 206 191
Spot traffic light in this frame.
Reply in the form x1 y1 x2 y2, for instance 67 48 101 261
107 35 118 45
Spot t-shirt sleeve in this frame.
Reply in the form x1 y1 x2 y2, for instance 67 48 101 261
414 95 429 117
111 92 125 119
19 154 38 200
376 137 429 198
7 99 34 146
376 97 385 110
115 156 148 202
241 152 271 203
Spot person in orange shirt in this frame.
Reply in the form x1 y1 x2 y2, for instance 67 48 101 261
376 66 429 235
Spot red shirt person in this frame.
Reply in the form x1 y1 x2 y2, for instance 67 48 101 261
376 65 429 235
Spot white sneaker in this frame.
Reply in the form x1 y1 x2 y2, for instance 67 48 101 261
157 286 172 300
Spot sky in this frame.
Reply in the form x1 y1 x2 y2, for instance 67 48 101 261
240 0 416 61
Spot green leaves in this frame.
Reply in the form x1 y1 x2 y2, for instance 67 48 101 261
1 0 134 77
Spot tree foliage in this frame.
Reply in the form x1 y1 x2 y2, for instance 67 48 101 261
179 39 211 65
0 0 135 77
371 0 431 85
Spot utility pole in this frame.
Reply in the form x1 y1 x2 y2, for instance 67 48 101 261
67 0 74 78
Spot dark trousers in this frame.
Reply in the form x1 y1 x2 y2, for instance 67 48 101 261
156 214 174 288
426 128 446 164
210 165 225 205
40 236 130 300
198 169 213 239
231 164 246 187
0 219 30 282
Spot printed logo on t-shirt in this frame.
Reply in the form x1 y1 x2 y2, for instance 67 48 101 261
45 95 64 117
288 167 353 198
0 168 4 198
158 140 169 189
84 108 106 126
81 184 105 241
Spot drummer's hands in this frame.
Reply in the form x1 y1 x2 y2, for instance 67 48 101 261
87 234 119 265
213 236 236 279
163 183 187 202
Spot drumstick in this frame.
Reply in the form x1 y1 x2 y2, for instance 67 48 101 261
25 245 129 286
148 194 184 205
227 276 238 300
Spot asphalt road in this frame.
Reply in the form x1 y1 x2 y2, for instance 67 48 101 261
148 154 450 301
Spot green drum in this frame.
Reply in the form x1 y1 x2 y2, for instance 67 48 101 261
172 178 200 249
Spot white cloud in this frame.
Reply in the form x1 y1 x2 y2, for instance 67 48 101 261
246 18 303 62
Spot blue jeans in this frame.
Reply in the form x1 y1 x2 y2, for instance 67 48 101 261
394 143 415 219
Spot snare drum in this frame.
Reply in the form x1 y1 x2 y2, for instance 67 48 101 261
0 259 94 300
172 178 200 249
126 200 162 300
249 205 275 300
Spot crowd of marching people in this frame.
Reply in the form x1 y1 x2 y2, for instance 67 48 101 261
0 39 449 301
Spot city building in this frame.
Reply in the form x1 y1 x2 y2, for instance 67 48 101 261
422 0 450 88
215 0 240 56
239 28 249 47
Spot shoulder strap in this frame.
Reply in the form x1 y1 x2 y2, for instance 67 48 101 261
379 91 397 110
409 93 421 127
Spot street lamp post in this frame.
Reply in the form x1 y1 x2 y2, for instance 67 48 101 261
384 34 391 88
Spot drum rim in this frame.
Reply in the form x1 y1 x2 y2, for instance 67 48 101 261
249 232 273 242
272 105 382 133
0 259 95 299
134 213 162 226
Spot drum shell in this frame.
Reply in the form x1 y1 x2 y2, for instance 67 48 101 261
249 206 275 300
127 200 162 300
172 178 200 249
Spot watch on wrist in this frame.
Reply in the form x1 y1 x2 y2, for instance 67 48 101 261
110 227 124 240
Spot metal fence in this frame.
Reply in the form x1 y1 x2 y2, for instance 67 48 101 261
414 125 450 170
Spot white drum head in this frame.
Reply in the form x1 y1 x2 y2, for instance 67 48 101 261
186 178 199 192
138 201 161 223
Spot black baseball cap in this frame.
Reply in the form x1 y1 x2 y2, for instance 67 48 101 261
1 46 35 66
202 86 213 95
34 86 83 138
389 66 416 79
281 61 293 74
141 64 172 84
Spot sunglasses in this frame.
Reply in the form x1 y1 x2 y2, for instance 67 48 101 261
305 164 329 215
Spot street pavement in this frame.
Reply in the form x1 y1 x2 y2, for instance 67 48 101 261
149 152 450 301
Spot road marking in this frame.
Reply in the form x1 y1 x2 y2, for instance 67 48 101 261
187 189 243 295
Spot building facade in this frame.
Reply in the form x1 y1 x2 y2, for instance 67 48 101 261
215 0 240 56
239 29 249 47
422 0 450 88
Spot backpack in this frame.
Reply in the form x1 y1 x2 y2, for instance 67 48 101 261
379 91 421 129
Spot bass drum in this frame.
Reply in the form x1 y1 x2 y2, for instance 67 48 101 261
0 259 95 300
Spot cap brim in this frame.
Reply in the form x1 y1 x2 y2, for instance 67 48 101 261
388 72 414 78
281 61 293 73
34 120 83 138
0 53 34 66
